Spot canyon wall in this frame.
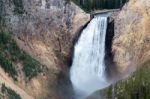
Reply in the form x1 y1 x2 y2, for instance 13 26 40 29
1 0 90 98
2 0 90 70
113 0 150 75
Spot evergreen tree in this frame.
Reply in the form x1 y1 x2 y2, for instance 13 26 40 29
71 0 129 12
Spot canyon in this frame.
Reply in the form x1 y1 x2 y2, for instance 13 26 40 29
0 0 150 99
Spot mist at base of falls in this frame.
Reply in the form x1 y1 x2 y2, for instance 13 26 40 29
70 14 112 99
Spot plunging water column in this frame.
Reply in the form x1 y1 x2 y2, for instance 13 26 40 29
70 15 110 98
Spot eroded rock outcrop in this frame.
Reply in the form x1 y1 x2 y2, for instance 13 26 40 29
1 0 90 98
113 0 150 75
3 0 90 70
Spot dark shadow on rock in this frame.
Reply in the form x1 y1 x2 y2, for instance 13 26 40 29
47 70 75 99
105 18 119 81
69 20 91 68
51 20 91 99
56 71 75 99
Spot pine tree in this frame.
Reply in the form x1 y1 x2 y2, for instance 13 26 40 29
71 0 128 12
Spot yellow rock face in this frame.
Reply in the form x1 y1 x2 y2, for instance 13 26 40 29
113 0 150 74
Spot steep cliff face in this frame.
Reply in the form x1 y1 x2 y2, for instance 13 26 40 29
3 0 90 70
1 0 90 98
113 0 150 74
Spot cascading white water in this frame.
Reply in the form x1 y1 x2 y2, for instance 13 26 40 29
70 15 110 98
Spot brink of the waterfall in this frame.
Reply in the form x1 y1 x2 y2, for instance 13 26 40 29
70 15 111 98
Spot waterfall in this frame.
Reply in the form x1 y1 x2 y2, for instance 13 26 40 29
70 15 110 98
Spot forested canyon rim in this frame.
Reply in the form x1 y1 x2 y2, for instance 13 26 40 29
71 0 128 11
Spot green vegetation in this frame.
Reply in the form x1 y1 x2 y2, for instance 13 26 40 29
1 84 21 99
0 17 4 27
0 32 18 80
71 0 128 12
13 0 24 14
104 61 150 99
21 52 44 80
0 31 45 80
0 3 45 81
0 52 18 80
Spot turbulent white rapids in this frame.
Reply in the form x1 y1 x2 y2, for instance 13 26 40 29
70 15 110 98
